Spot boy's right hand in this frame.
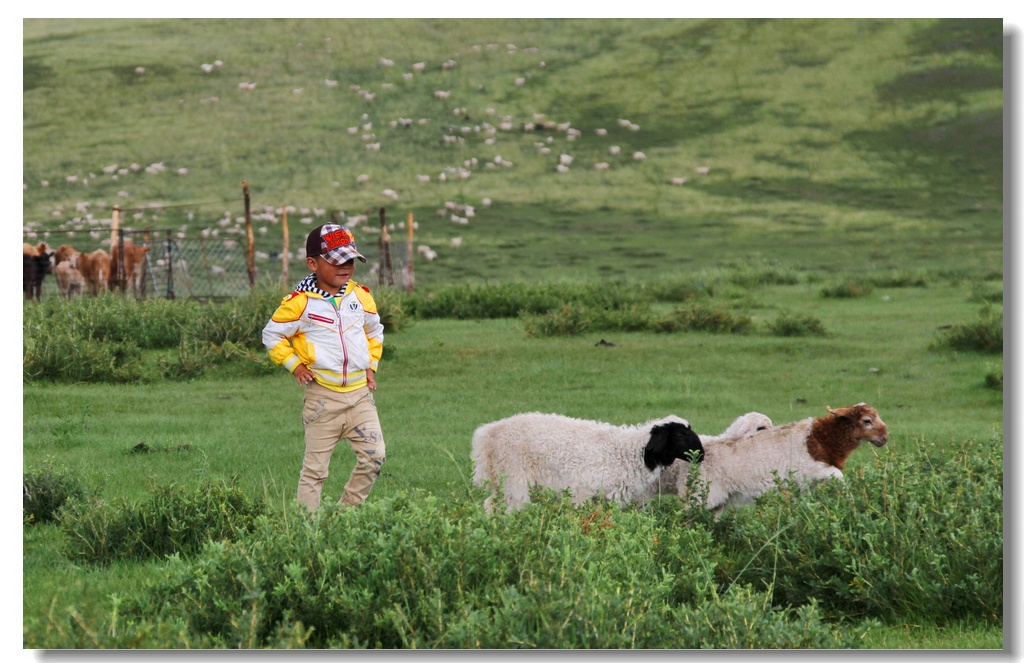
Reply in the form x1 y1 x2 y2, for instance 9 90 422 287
293 364 315 386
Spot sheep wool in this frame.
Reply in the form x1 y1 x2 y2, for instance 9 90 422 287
658 411 773 496
471 412 704 513
677 403 888 514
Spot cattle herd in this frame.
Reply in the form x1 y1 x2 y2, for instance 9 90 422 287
22 239 150 301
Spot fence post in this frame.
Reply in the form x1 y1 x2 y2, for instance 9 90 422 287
112 207 127 294
379 207 394 287
139 229 151 299
164 229 176 300
281 205 289 287
406 211 415 293
243 180 255 288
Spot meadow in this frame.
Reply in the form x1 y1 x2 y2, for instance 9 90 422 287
21 18 1004 650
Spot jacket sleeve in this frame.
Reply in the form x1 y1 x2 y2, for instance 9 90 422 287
262 292 308 373
355 286 384 371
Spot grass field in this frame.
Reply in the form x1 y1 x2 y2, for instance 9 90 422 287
20 17 1006 650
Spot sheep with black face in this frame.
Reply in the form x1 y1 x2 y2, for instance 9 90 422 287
471 412 704 513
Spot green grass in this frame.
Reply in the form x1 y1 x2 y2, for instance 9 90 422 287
22 280 1003 648
21 17 1004 650
23 18 1002 287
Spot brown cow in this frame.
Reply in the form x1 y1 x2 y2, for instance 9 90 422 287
53 244 79 267
109 239 151 296
79 249 111 296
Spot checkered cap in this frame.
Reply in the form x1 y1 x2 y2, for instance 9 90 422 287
305 223 366 264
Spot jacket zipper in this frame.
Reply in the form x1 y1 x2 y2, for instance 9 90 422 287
328 296 349 386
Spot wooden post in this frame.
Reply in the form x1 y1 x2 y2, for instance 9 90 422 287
281 205 290 287
164 229 175 300
140 228 151 299
243 180 255 288
112 206 126 293
379 207 394 287
406 211 415 293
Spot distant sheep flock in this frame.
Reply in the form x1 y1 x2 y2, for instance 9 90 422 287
25 46 712 268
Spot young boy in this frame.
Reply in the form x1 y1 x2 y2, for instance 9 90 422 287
262 223 385 510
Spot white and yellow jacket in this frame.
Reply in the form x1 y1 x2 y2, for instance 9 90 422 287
262 275 384 392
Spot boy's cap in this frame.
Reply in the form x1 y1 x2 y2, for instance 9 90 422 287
306 223 366 264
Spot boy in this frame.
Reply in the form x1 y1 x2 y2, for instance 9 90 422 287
262 223 385 510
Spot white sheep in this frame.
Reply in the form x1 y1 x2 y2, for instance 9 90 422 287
471 412 705 513
676 403 889 514
657 411 773 497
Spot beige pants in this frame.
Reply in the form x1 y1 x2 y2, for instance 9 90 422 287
298 382 385 510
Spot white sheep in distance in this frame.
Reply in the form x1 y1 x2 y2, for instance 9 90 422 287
471 412 705 513
676 403 889 514
657 411 773 497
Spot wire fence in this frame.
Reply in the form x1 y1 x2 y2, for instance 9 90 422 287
24 226 413 302
23 185 415 301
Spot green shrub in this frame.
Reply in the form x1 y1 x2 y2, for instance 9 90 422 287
867 270 929 288
933 305 1002 353
23 462 94 525
59 481 267 566
124 492 864 649
410 282 641 320
765 311 829 337
967 282 1003 304
727 264 802 288
640 276 716 303
520 303 593 337
23 295 190 350
654 304 753 334
820 280 873 298
713 436 1003 624
370 285 412 332
23 330 144 383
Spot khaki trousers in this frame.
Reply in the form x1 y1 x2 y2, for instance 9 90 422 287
298 382 385 510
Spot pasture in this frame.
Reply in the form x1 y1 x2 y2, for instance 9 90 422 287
21 18 1005 650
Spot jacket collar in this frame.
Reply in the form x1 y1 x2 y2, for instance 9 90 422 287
293 273 351 299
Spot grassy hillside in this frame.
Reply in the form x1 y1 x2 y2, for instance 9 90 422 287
22 18 1003 286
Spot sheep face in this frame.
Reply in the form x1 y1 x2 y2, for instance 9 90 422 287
644 421 704 471
826 403 889 447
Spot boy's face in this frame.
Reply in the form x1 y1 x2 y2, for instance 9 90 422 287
308 256 355 294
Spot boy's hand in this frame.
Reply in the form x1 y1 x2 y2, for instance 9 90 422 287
367 368 377 391
294 364 315 386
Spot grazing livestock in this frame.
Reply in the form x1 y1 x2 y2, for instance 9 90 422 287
109 239 150 296
79 249 111 296
471 412 705 513
658 411 773 496
22 242 53 301
676 403 889 515
55 260 86 298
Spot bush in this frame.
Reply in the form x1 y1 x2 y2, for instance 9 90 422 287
23 294 190 350
520 303 593 337
654 304 753 334
867 271 929 288
933 305 1002 353
765 311 829 337
23 462 94 525
23 330 144 383
410 282 642 321
124 492 865 649
59 481 267 565
712 435 1003 624
820 281 873 298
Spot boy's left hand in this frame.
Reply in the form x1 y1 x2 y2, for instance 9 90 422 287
367 369 377 390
